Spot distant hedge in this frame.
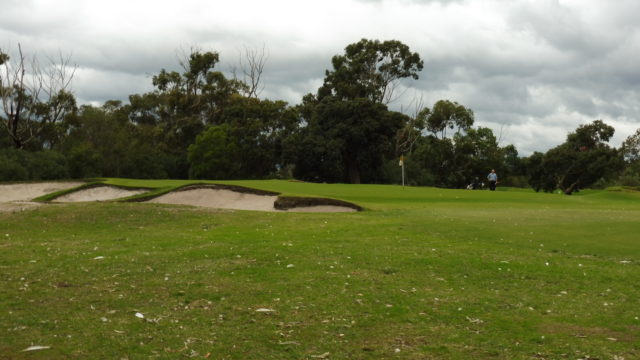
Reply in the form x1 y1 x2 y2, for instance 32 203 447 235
0 149 69 181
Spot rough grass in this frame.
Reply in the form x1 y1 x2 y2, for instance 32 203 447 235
1 179 639 359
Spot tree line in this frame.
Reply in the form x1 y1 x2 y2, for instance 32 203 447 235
1 39 639 194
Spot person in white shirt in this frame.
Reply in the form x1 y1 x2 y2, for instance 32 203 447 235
487 169 498 191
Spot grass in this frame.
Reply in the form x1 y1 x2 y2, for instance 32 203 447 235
1 179 639 359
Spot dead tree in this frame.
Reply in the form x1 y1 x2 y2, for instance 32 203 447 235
0 44 76 149
238 44 268 98
396 93 427 156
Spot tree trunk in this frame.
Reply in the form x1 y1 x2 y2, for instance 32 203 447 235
10 113 22 149
346 154 361 184
564 180 580 195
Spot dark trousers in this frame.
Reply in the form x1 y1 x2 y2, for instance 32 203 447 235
489 180 496 191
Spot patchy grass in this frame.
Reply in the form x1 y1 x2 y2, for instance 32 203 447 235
1 180 639 359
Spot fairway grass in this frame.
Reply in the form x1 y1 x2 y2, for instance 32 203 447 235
1 180 639 359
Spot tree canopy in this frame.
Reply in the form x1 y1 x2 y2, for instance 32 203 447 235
527 120 624 194
0 42 635 193
318 39 423 103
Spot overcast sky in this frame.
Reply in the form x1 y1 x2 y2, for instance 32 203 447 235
2 0 639 155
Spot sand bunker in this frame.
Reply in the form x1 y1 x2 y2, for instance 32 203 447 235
53 186 147 202
148 188 278 211
147 187 357 213
0 182 84 213
0 182 358 213
0 181 84 202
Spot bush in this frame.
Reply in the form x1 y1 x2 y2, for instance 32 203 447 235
67 143 102 178
0 148 69 181
0 150 29 181
501 175 529 188
30 151 69 180
188 125 241 180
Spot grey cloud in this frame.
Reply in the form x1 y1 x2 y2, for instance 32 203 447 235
3 0 640 155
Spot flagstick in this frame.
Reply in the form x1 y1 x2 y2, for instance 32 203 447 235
399 155 405 189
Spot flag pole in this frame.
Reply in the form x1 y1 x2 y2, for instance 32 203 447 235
400 155 405 189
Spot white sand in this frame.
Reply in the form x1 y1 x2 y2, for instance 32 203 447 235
0 182 84 202
0 182 357 213
148 188 279 211
53 186 147 202
147 188 357 212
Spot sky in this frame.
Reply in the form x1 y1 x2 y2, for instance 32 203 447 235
1 0 639 155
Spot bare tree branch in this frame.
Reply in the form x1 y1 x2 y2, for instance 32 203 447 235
238 44 268 98
396 92 427 156
0 43 76 148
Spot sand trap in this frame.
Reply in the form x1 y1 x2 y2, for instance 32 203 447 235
0 182 84 202
53 186 147 202
148 188 279 211
147 188 357 212
0 182 358 213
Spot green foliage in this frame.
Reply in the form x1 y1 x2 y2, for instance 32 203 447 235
406 125 512 188
0 45 77 149
4 44 634 193
125 49 247 178
621 128 640 162
59 103 169 179
290 96 404 183
0 148 68 181
319 38 424 103
67 143 102 178
0 149 29 181
289 39 422 184
188 96 298 180
188 124 241 179
527 120 624 194
617 128 640 186
423 99 475 138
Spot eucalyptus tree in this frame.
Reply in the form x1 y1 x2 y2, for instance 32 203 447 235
292 39 423 183
128 49 245 178
423 100 475 139
528 120 624 194
318 38 423 104
619 128 640 186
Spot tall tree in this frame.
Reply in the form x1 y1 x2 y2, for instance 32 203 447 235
292 39 422 183
619 128 640 186
0 44 76 149
621 128 640 163
424 100 475 139
235 44 268 99
318 38 423 104
188 96 298 180
527 120 624 194
128 49 245 178
60 102 168 179
290 95 405 184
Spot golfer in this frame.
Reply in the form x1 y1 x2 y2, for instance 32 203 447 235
487 169 498 191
